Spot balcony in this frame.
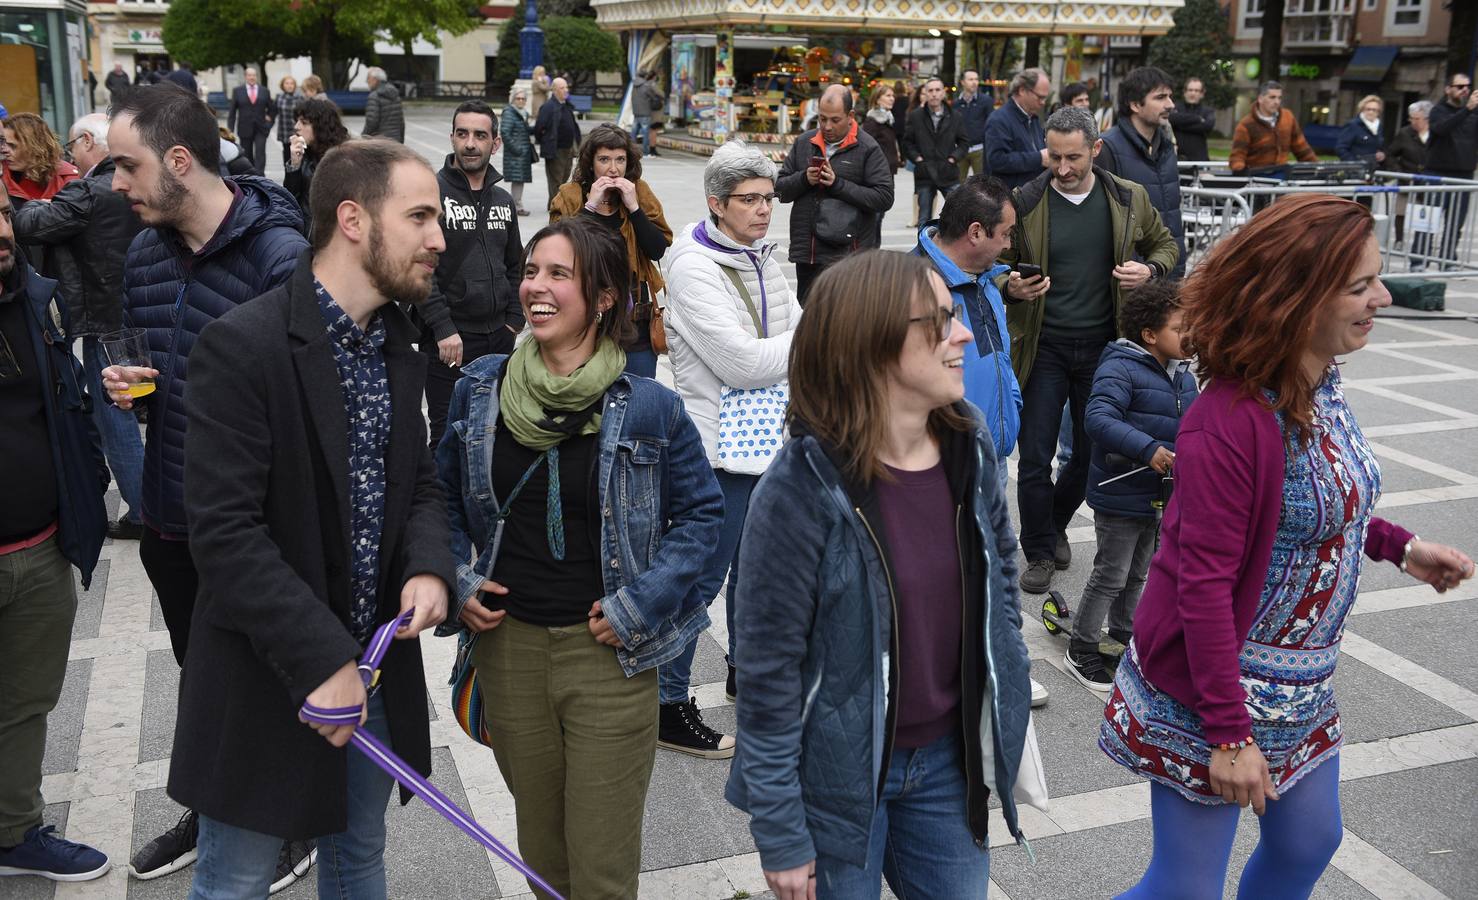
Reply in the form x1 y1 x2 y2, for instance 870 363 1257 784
1284 0 1354 49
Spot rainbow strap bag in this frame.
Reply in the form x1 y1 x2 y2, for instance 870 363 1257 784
449 628 492 746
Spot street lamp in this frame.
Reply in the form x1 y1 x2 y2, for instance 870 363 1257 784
519 0 545 79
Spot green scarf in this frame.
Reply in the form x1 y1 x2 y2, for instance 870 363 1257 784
500 336 626 452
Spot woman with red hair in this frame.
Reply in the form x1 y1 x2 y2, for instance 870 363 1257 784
1099 194 1473 898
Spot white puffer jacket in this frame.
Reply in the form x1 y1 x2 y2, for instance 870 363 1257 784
663 220 802 467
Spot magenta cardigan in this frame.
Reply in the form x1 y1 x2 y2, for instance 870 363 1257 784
1131 377 1413 744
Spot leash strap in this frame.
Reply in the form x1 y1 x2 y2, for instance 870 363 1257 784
301 611 565 899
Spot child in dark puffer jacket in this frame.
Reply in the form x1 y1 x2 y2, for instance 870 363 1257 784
1066 281 1199 695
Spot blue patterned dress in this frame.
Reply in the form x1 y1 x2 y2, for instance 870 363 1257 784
1100 368 1382 802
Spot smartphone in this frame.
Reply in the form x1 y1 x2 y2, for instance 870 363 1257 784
808 156 826 169
1014 263 1043 280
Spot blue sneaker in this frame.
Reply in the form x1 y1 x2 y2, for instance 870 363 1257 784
0 825 110 882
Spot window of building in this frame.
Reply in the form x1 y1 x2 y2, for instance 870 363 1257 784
1241 0 1265 34
1387 0 1427 36
1363 0 1378 9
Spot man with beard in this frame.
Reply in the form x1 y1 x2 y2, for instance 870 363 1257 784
996 107 1177 598
116 137 456 897
100 82 312 888
0 191 112 884
1097 66 1185 278
417 100 524 448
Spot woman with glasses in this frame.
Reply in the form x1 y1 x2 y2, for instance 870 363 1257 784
436 217 721 898
658 140 802 758
549 124 672 378
3 113 78 203
727 251 1034 900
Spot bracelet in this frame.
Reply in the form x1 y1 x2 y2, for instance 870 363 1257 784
1399 536 1419 573
1214 736 1254 751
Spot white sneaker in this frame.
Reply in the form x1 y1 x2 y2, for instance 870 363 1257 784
1030 677 1049 708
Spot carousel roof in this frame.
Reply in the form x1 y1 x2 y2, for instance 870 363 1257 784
591 0 1183 35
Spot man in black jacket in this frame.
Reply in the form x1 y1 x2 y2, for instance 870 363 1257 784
160 139 455 897
0 191 112 884
1422 71 1478 267
105 62 132 104
533 77 582 207
1168 77 1215 162
227 67 274 172
1097 67 1185 277
904 76 970 229
420 100 524 448
13 113 145 540
777 84 894 303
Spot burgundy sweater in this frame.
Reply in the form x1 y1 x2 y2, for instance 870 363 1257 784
1131 378 1413 743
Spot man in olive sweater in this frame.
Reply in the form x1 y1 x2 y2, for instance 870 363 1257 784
995 107 1179 595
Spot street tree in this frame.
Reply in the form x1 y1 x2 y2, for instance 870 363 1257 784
1146 0 1237 109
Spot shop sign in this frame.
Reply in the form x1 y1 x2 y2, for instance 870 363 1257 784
125 28 164 46
1282 62 1321 79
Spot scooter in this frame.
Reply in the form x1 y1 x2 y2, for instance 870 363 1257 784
1039 453 1173 668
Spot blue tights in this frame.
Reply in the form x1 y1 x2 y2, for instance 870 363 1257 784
1119 754 1343 900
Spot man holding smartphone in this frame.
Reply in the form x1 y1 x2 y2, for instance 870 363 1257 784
777 84 894 303
996 107 1178 596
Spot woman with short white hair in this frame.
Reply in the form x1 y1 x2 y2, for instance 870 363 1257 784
657 139 802 758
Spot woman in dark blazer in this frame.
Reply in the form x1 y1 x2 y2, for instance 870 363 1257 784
501 87 536 215
1335 94 1386 165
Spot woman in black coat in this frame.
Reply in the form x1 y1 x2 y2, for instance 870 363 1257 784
284 97 351 213
861 84 901 244
1335 94 1386 165
1386 100 1432 242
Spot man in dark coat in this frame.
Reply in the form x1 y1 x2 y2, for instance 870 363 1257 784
362 67 406 143
101 81 311 886
0 190 111 884
13 112 145 540
985 68 1052 188
777 84 894 303
533 77 582 206
1422 71 1478 267
1168 77 1215 162
227 66 274 172
420 100 524 448
159 139 455 897
1097 66 1185 277
903 76 970 227
954 69 992 180
105 62 132 104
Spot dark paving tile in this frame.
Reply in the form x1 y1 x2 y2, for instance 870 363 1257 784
691 630 729 688
1348 599 1478 695
1341 392 1454 429
641 705 756 871
149 592 165 633
1366 455 1460 493
1333 654 1473 744
1380 378 1478 414
1367 427 1478 479
1400 342 1478 373
1341 759 1478 899
1352 498 1478 595
129 748 496 899
72 559 107 641
0 803 69 899
990 815 1375 899
41 659 90 777
1337 350 1448 382
138 650 180 764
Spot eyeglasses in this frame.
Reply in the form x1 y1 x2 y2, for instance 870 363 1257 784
1452 83 1473 91
909 304 965 340
727 192 778 208
1033 91 1052 103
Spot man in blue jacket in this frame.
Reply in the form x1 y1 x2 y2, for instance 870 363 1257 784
0 192 112 884
101 81 312 887
985 68 1051 188
954 70 992 181
1097 66 1185 278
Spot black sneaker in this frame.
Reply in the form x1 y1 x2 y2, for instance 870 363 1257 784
658 698 736 759
107 517 144 541
0 825 109 882
1053 531 1072 570
1065 642 1114 696
1019 559 1054 594
725 659 737 702
269 840 315 895
129 809 197 880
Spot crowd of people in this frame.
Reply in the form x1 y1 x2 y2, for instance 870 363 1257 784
1 62 1476 900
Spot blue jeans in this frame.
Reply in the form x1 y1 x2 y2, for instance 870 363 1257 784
634 115 652 155
623 347 658 379
814 733 989 899
1017 332 1109 561
189 693 395 900
82 336 144 523
658 469 756 704
915 182 957 227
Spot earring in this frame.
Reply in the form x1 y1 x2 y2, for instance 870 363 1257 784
595 310 604 324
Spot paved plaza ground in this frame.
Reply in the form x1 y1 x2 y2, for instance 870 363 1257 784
8 104 1478 900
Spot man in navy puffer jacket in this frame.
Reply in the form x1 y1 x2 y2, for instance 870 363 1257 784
101 83 309 884
1097 67 1185 278
1067 282 1197 695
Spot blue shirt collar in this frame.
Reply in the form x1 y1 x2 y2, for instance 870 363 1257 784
313 279 386 358
915 225 1010 290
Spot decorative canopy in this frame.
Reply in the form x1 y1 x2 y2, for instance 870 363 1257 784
591 0 1184 35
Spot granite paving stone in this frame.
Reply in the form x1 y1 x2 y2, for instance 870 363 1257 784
1340 760 1478 899
1347 600 1478 696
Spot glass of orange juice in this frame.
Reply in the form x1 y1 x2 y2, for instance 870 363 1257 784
101 328 156 399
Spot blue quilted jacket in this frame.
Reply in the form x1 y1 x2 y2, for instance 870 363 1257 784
122 176 307 535
726 408 1032 872
1084 339 1198 518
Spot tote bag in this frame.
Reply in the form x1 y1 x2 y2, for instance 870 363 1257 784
715 267 787 475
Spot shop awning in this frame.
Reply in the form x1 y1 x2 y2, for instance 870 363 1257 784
1342 46 1399 84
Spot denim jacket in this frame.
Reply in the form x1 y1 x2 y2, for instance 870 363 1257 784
434 353 723 675
725 406 1032 872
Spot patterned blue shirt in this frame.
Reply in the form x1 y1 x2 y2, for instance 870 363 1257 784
314 281 391 643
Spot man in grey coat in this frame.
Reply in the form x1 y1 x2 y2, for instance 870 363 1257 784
362 67 406 143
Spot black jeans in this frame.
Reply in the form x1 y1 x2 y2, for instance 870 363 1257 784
140 528 199 667
1016 331 1111 561
424 328 516 450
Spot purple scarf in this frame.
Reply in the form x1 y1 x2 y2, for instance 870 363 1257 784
693 220 770 337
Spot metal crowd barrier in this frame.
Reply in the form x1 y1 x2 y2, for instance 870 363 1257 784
1175 164 1478 280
